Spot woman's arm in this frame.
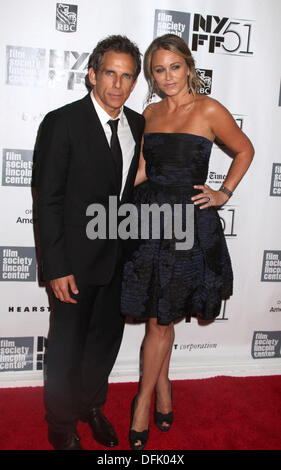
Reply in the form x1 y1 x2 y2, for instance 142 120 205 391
134 104 156 186
134 137 147 186
192 99 254 209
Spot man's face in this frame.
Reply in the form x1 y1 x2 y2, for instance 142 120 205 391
89 51 137 117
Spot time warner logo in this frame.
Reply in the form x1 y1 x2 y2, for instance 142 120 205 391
56 3 78 32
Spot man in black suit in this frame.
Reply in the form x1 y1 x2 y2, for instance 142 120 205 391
34 35 144 450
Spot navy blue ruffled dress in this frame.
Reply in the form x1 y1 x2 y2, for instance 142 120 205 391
121 133 233 325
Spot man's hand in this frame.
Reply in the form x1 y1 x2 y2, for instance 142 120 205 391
50 275 79 304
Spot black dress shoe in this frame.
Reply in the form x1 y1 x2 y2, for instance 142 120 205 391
48 430 83 450
87 407 118 447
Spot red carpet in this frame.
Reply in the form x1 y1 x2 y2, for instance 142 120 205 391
0 376 281 450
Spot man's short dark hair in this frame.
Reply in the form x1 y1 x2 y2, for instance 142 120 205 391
85 35 141 91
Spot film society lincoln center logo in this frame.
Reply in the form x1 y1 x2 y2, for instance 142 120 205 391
2 149 33 187
0 247 36 282
0 337 47 372
56 3 78 32
252 331 281 359
154 10 190 42
261 250 281 282
0 337 33 372
270 163 281 196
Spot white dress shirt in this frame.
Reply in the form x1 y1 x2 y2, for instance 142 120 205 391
90 91 136 198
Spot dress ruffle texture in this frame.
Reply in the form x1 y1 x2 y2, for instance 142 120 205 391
121 133 233 324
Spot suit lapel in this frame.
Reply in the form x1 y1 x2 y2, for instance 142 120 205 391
121 107 141 203
81 94 119 194
80 95 141 202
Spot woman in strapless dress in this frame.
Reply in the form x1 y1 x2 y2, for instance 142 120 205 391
122 34 254 450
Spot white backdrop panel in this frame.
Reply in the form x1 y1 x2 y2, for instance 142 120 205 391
0 0 280 387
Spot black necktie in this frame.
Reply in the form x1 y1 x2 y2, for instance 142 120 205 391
107 119 123 195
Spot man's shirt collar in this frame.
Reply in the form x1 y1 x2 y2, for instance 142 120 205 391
90 91 125 127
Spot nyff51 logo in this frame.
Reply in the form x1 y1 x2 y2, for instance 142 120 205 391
218 206 237 238
49 49 88 90
6 45 88 91
191 13 254 55
153 10 254 56
56 3 78 32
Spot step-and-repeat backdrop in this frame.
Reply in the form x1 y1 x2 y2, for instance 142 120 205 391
0 0 280 387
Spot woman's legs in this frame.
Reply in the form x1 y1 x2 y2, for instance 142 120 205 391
131 318 174 435
154 324 175 426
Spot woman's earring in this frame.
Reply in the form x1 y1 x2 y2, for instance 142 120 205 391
148 82 156 103
187 75 192 94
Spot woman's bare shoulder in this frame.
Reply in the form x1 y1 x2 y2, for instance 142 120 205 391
197 95 229 116
143 100 163 118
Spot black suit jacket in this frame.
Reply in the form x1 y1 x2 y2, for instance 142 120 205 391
34 93 145 284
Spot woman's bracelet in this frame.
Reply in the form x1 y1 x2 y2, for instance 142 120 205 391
219 185 233 198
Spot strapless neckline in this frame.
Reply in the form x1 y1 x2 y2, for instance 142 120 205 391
144 132 213 145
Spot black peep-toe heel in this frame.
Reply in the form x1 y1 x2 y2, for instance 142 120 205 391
129 395 149 450
154 380 173 432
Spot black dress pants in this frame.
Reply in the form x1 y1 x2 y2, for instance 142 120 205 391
44 267 124 433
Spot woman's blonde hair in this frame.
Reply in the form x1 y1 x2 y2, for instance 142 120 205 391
143 34 201 102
